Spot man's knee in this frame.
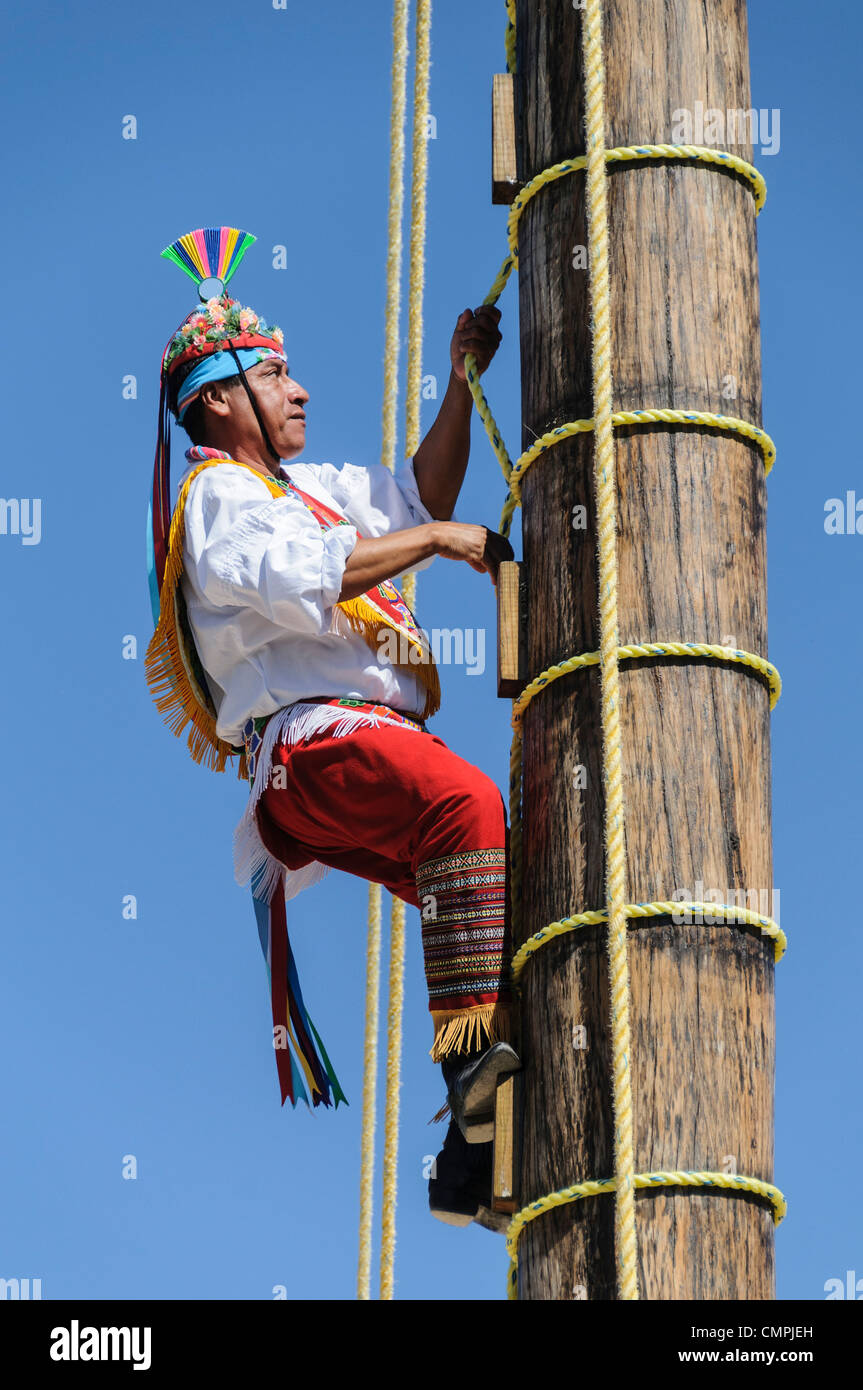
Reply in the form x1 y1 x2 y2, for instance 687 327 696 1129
428 760 506 833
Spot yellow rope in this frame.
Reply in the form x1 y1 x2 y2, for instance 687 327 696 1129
513 641 782 725
510 901 787 982
379 0 410 481
405 0 432 473
505 1170 786 1299
461 0 787 1300
378 0 433 1303
357 0 434 1302
499 410 776 536
506 640 782 990
358 0 410 1303
581 0 637 1300
504 0 515 76
460 138 772 539
379 894 406 1301
357 882 382 1300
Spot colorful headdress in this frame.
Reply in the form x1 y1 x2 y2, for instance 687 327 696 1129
148 227 287 625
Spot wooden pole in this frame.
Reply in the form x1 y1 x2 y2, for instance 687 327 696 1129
511 0 775 1299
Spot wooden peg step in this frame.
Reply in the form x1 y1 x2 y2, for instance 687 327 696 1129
497 559 527 697
492 1070 521 1214
492 74 522 205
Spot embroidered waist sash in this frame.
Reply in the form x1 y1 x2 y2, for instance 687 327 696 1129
241 696 428 777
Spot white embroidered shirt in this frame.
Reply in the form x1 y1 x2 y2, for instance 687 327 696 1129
178 454 455 748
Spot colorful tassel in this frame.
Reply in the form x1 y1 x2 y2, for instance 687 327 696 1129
253 868 347 1110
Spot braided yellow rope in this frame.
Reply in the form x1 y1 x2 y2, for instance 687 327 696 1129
511 900 787 983
405 0 432 473
379 0 410 480
506 641 782 993
465 0 787 1300
513 641 782 726
378 0 434 1303
499 410 776 536
379 894 406 1301
358 0 411 1303
504 646 786 1300
509 147 766 261
357 882 382 1301
505 1170 786 1299
581 0 637 1301
462 140 771 538
504 0 515 76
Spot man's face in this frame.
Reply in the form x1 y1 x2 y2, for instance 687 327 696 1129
228 358 309 460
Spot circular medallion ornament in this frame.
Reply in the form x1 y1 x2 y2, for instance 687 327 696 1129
197 276 225 302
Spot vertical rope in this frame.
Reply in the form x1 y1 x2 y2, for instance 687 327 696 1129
405 0 432 463
357 882 382 1299
358 0 410 1302
379 0 433 1301
504 0 516 75
379 895 406 1300
380 0 410 475
581 0 639 1299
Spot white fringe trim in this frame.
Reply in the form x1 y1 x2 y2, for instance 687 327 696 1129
232 700 423 904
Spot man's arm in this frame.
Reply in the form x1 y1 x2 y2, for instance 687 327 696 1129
337 520 499 601
411 307 503 520
337 525 439 600
411 370 473 521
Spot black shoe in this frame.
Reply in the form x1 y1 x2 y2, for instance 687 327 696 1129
441 1041 521 1144
428 1117 493 1226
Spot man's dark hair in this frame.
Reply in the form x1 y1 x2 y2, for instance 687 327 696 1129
168 358 242 444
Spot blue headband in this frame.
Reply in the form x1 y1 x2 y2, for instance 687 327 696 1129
175 345 287 422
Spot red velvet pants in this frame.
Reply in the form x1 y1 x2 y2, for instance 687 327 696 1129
255 718 513 1060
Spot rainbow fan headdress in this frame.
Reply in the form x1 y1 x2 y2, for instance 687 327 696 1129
148 226 286 626
160 226 257 300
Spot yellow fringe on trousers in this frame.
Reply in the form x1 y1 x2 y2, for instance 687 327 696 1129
430 1000 513 1062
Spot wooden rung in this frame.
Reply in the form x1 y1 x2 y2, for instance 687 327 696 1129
492 73 522 204
497 559 527 698
492 1071 521 1213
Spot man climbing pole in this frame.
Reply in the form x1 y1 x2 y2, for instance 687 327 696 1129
145 227 520 1229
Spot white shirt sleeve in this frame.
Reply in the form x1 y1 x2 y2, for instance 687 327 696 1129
181 464 358 635
306 455 458 576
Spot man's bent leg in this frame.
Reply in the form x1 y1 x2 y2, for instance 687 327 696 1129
258 723 513 1063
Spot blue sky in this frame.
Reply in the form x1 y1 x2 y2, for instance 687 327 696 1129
0 0 860 1301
